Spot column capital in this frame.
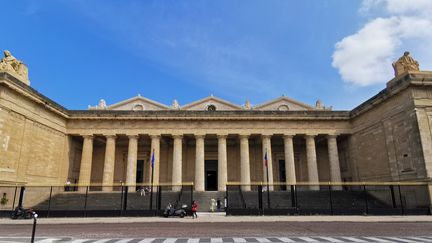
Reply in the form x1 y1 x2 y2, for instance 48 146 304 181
327 134 339 139
261 133 273 139
217 134 228 139
82 134 94 139
104 134 117 139
239 134 250 139
283 133 295 138
127 134 139 139
172 134 183 139
150 134 161 139
194 134 206 139
305 133 318 138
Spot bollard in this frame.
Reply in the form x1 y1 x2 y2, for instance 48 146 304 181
31 211 38 243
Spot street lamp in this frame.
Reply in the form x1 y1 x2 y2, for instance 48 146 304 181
31 211 38 243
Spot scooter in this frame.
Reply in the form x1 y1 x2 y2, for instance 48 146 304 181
163 203 187 218
10 206 35 219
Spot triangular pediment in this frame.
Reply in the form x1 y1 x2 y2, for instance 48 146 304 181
181 96 242 111
108 95 170 111
253 96 314 111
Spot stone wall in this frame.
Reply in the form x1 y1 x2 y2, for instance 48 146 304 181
349 86 426 182
0 79 69 185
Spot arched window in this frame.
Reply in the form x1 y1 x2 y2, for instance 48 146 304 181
133 104 144 111
207 104 216 111
278 105 289 111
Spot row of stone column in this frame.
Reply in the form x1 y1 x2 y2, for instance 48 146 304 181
77 134 342 192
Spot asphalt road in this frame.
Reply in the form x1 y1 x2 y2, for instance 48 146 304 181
1 222 432 238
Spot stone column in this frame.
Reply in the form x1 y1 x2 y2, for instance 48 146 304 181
102 135 116 192
172 135 183 191
284 134 296 185
240 135 251 191
150 135 161 189
328 135 342 190
78 135 93 192
195 135 205 192
306 135 320 190
218 135 228 192
126 135 139 191
262 135 274 190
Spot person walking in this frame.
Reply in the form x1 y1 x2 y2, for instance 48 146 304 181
191 200 199 219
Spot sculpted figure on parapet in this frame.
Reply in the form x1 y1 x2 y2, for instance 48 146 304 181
0 50 30 85
392 51 420 77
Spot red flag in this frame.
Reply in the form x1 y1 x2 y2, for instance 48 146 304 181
264 151 268 167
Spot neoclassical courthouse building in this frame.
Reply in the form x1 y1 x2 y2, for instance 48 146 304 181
1 50 432 194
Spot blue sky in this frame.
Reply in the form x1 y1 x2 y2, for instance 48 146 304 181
2 0 430 110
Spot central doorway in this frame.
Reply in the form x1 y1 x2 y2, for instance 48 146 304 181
205 160 218 191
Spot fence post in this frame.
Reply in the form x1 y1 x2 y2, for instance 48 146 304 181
258 185 263 215
363 185 369 215
290 185 296 208
390 185 397 208
157 186 162 212
120 184 124 216
190 185 194 207
328 184 333 215
47 186 53 218
398 185 404 215
123 186 128 212
225 185 229 213
83 186 89 217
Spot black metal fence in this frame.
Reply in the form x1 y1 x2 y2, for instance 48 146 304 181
0 184 193 218
226 182 432 216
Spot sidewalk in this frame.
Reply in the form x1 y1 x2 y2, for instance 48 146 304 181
1 213 431 225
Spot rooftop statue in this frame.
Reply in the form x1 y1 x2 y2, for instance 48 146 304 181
392 51 419 77
0 50 30 85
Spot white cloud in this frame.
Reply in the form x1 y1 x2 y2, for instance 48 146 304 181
332 0 432 86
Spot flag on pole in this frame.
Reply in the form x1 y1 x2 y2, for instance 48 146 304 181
151 149 155 169
264 150 268 167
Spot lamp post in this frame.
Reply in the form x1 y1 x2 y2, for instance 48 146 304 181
31 211 38 243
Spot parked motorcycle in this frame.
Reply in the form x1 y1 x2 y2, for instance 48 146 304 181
163 203 187 218
10 206 35 219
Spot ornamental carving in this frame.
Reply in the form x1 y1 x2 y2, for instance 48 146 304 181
392 51 420 77
0 50 30 85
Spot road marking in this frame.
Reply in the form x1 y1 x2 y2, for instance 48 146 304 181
212 238 223 243
296 237 319 242
163 239 178 243
274 238 295 243
317 237 344 242
138 238 157 243
255 238 271 242
340 237 366 242
187 238 200 243
363 237 392 242
407 237 432 242
383 237 424 243
231 238 247 243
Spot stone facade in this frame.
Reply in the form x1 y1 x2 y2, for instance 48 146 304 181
1 52 432 204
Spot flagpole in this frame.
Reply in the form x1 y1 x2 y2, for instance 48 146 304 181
265 149 270 209
150 149 155 210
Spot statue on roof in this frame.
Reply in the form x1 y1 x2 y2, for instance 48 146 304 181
244 100 251 110
172 99 180 109
0 50 30 85
392 51 420 77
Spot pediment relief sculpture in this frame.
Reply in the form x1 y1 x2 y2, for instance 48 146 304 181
0 50 30 85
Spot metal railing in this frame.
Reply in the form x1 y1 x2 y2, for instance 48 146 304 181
225 182 432 216
0 183 194 218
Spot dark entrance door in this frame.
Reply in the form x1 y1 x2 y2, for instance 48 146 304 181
279 160 287 191
205 160 218 191
136 160 144 189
